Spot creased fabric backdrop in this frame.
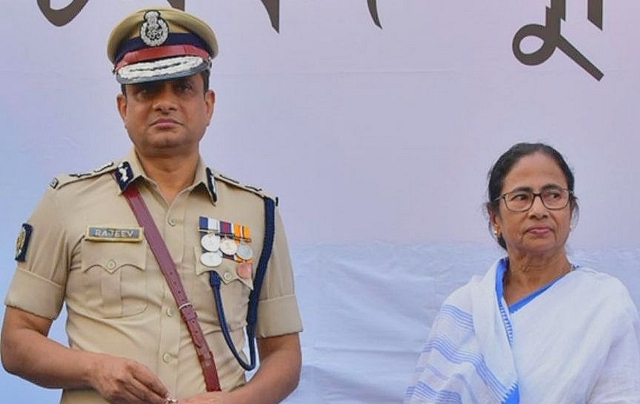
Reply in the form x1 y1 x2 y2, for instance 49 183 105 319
0 1 639 403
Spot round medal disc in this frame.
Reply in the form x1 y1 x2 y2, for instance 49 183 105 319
219 238 238 256
237 262 253 279
236 243 253 260
200 251 223 267
200 233 220 252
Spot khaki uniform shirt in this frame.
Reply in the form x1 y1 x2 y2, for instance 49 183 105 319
5 150 302 403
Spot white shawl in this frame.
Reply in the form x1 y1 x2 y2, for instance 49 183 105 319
404 259 640 404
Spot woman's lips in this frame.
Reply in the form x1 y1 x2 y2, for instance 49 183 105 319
527 226 551 235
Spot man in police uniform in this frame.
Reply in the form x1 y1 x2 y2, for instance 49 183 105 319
1 7 302 404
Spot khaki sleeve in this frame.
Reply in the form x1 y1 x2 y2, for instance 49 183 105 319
255 207 303 337
4 188 70 320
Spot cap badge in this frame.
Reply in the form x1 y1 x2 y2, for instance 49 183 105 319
140 10 169 47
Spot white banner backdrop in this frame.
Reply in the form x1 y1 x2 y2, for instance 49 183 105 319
0 1 639 403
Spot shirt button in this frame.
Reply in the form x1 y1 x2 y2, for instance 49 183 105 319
166 308 175 317
163 353 172 363
223 271 233 281
168 218 176 226
106 260 116 270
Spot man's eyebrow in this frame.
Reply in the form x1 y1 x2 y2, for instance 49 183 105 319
131 81 157 89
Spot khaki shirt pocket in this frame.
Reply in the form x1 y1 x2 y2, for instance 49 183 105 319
193 247 254 330
81 240 148 318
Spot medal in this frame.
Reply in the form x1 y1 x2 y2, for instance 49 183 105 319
219 238 238 256
200 251 223 267
200 233 220 252
236 243 253 261
200 218 251 261
237 262 252 279
232 223 252 260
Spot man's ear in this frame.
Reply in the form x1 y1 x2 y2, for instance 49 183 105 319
116 93 127 121
205 89 215 120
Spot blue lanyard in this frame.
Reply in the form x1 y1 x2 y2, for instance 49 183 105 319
208 196 276 371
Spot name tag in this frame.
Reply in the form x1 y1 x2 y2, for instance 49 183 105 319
85 226 143 242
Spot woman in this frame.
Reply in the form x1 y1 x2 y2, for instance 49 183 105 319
404 143 640 403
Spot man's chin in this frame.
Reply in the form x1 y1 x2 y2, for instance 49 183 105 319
146 134 189 149
138 141 192 158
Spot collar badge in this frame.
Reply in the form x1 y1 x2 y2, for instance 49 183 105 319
115 161 134 191
206 167 218 203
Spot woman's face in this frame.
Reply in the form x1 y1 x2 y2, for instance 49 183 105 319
491 152 573 260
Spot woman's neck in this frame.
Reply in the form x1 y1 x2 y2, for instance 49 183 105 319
503 252 572 305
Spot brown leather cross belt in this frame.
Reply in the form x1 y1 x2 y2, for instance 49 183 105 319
121 182 221 392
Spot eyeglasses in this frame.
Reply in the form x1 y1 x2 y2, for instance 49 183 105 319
495 187 573 212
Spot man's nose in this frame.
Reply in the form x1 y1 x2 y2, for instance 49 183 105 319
153 83 178 110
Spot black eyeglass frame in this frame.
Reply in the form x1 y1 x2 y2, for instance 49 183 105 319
494 188 574 212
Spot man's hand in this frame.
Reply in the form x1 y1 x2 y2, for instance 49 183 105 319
88 354 171 404
1 307 170 404
176 333 301 404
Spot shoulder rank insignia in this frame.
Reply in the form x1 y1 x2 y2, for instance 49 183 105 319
92 162 115 173
15 223 33 262
212 169 278 206
49 162 115 189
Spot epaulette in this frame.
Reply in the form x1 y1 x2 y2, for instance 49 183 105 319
49 162 116 190
212 170 278 205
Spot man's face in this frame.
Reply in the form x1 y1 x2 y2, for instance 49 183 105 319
117 73 215 158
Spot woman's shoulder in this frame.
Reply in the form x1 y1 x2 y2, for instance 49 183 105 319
570 267 638 313
572 266 628 291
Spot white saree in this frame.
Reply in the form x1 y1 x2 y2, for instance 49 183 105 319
404 258 640 404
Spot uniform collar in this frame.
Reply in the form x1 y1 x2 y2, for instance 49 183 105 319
196 161 218 203
113 149 144 192
114 149 217 204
